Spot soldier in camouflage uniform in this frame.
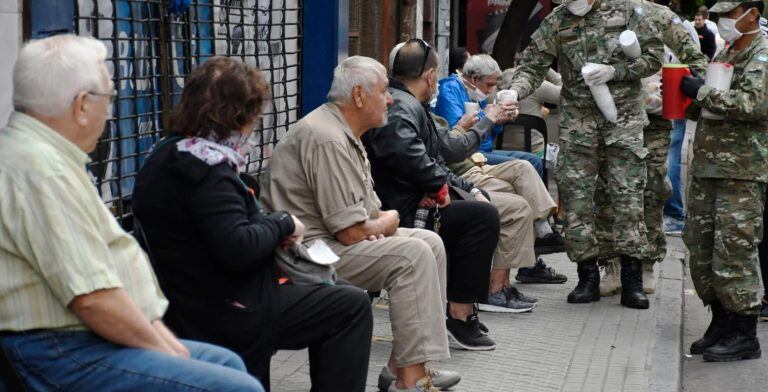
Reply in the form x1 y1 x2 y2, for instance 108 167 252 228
505 0 663 308
680 0 767 362
594 0 708 297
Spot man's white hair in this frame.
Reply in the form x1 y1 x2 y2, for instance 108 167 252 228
387 42 406 76
327 56 386 104
13 34 108 116
462 54 501 79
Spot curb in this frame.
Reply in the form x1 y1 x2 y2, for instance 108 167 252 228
649 250 685 392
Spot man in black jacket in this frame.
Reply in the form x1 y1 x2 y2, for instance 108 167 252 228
695 12 717 60
363 39 502 350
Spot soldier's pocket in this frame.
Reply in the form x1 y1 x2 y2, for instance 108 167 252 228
559 32 584 71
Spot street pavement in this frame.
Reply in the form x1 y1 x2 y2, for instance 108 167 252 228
681 236 768 392
271 239 688 392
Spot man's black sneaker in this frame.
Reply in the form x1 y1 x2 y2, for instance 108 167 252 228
446 312 496 351
760 297 768 322
534 231 566 255
516 258 568 284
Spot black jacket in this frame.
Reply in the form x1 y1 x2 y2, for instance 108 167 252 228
363 79 475 225
132 137 294 370
695 25 716 61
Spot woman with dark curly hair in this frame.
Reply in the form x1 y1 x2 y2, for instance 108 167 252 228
132 57 373 391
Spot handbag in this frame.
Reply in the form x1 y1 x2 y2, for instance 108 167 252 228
274 240 338 286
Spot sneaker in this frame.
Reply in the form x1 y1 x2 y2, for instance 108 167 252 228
599 260 621 297
386 376 440 392
663 216 684 236
516 258 568 284
378 366 461 391
760 297 768 322
534 231 566 255
506 286 538 303
446 312 496 350
478 287 536 313
643 263 656 294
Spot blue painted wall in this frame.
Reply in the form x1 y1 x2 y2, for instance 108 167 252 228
301 0 348 116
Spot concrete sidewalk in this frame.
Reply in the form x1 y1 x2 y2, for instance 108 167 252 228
271 245 686 392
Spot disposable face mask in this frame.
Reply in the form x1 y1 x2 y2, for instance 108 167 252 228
718 9 761 43
567 0 593 16
464 77 488 102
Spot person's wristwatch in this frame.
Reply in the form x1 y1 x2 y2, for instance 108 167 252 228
470 188 482 198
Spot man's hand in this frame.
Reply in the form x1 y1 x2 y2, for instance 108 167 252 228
485 102 518 124
456 113 479 130
584 64 615 86
379 210 400 237
437 192 451 208
280 215 305 250
419 196 437 208
681 72 705 99
152 320 190 358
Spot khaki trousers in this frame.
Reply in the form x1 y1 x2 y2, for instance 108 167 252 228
327 228 449 367
462 160 555 269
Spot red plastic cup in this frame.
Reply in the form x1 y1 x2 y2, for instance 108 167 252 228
662 64 692 120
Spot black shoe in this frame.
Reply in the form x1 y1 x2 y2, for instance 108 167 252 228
534 231 566 255
446 310 496 351
703 314 762 362
620 256 649 309
691 301 731 354
516 258 568 284
760 297 768 322
567 260 600 303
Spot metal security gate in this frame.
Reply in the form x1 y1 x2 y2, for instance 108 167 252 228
70 0 301 228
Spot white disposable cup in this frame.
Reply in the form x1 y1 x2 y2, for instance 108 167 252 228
619 30 641 60
582 63 618 122
702 62 734 120
496 89 518 104
464 102 480 115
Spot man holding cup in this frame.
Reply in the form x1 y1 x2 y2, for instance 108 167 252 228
679 0 768 362
594 0 708 297
502 0 664 308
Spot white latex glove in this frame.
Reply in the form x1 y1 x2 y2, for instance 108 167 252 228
584 64 615 86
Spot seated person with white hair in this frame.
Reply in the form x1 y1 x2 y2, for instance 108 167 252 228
261 56 460 392
433 54 545 178
0 35 263 391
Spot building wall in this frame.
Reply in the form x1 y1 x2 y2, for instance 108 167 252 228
0 0 22 125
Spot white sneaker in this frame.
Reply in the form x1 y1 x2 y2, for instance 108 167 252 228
643 263 656 294
387 376 440 392
600 260 621 297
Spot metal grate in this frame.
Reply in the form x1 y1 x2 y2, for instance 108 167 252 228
74 0 302 228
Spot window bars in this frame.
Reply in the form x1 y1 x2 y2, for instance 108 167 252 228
74 0 302 229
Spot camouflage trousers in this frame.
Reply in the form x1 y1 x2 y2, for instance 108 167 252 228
682 177 764 316
595 120 672 264
556 121 649 263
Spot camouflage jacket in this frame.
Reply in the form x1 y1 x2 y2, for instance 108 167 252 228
692 34 768 183
507 0 663 126
643 1 707 74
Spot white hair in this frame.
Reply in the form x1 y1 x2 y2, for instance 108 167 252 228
327 56 387 104
462 54 501 79
388 42 406 76
13 34 108 116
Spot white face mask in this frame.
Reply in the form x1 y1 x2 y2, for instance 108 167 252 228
567 0 593 16
718 9 761 43
464 77 488 102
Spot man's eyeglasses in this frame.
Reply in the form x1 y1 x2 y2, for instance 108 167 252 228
87 89 117 104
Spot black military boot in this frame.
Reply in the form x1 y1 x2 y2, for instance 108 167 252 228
690 301 730 354
567 260 600 303
703 313 762 362
620 256 649 309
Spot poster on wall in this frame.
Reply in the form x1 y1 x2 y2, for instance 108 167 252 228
465 0 554 57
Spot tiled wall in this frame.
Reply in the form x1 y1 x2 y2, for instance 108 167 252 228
0 0 21 125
